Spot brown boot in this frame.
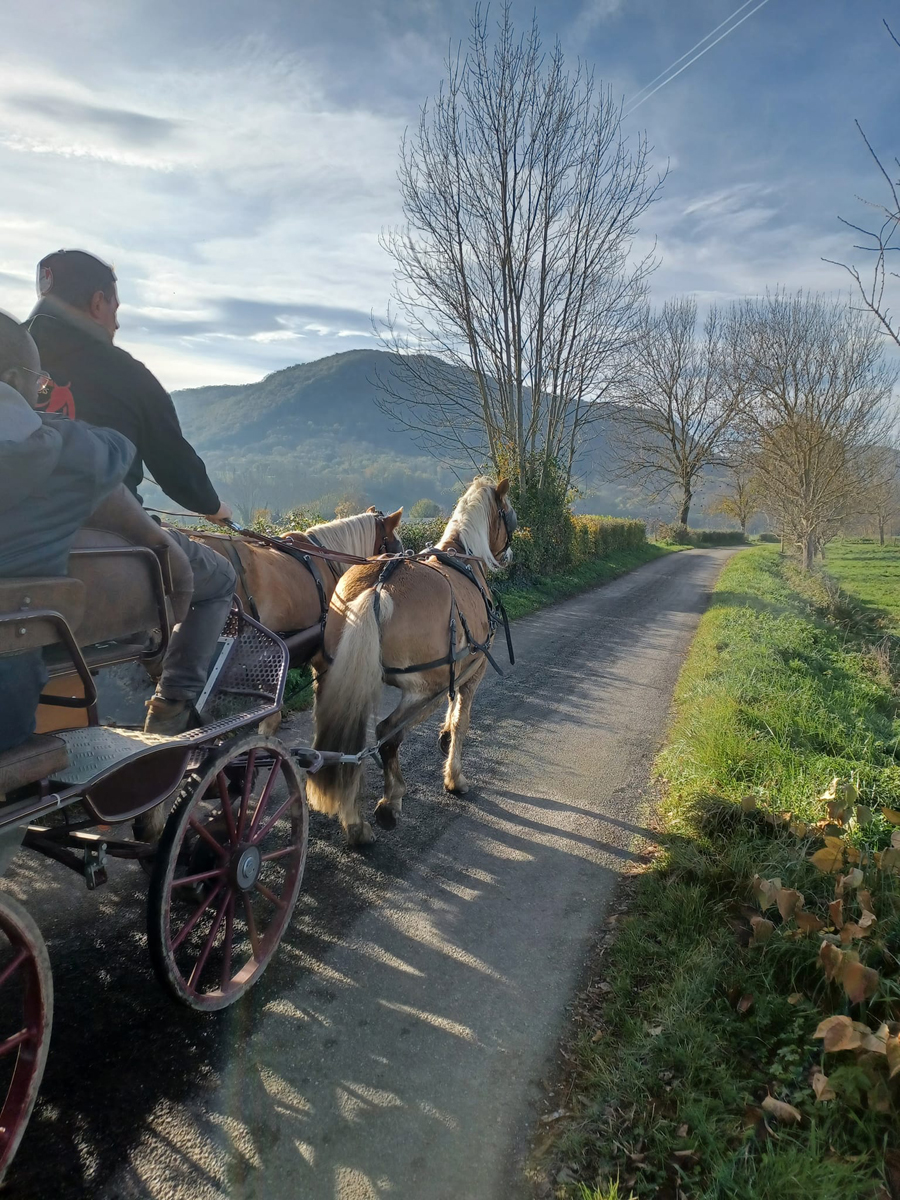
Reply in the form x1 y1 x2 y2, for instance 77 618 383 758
144 695 193 736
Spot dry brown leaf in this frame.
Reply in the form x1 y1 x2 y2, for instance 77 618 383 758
892 830 900 850
819 940 844 982
861 1024 889 1055
819 777 841 802
751 874 778 911
824 835 846 850
876 847 900 875
845 845 861 866
887 1033 900 1080
812 1071 836 1102
883 807 900 825
776 887 804 923
790 820 809 838
811 845 845 873
646 1023 663 1036
826 801 851 826
858 889 875 916
676 1123 689 1138
761 1095 802 1124
787 992 804 1005
842 958 879 1004
813 1014 865 1052
737 994 754 1014
858 909 877 930
829 899 844 929
751 917 775 944
837 868 864 893
591 1029 605 1043
840 922 872 943
740 794 757 813
796 912 825 935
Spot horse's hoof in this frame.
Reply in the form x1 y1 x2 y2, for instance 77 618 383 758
374 803 398 830
438 730 451 757
445 776 469 795
346 820 376 847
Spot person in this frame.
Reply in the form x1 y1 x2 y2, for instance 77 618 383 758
27 250 237 735
0 312 133 754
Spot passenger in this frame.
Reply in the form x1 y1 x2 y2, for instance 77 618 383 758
27 250 237 736
0 312 133 754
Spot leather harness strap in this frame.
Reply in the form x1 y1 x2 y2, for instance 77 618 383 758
221 538 261 623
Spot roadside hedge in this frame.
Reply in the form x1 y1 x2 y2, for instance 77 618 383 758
656 522 747 547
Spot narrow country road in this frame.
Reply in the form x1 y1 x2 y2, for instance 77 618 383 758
4 547 736 1200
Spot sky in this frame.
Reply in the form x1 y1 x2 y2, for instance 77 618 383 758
0 0 897 391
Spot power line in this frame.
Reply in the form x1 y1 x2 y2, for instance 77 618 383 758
624 0 775 117
626 0 759 109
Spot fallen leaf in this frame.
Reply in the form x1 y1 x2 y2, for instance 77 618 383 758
761 1095 802 1124
842 958 879 1004
776 887 804 922
869 1078 892 1112
676 1123 689 1138
813 1014 864 1052
858 889 876 916
819 777 841 802
790 820 809 838
646 1023 663 1036
887 1033 900 1080
837 868 864 893
892 829 900 850
826 801 851 826
824 835 846 850
819 940 844 982
858 909 877 930
829 899 844 929
862 1024 889 1055
751 917 775 944
812 1071 836 1101
811 845 844 873
591 1029 605 1043
841 921 873 943
845 845 861 865
856 804 873 826
752 875 779 911
737 994 754 1014
883 807 900 826
598 981 613 993
796 912 825 935
741 794 757 813
540 1109 569 1123
788 992 804 1005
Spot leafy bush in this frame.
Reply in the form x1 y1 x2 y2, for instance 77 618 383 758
758 531 781 543
656 522 747 547
408 498 442 519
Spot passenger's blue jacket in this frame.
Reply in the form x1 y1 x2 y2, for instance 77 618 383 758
0 384 134 753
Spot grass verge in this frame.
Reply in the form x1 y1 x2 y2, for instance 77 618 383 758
537 545 900 1200
284 541 678 710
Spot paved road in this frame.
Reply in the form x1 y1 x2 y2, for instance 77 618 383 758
4 548 735 1200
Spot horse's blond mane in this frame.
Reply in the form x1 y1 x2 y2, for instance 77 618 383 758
296 512 376 569
438 477 502 570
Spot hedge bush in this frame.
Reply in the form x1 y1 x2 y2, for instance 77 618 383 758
656 522 747 547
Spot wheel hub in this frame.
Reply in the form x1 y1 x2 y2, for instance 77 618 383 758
232 844 262 891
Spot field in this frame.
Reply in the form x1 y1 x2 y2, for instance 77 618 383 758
824 539 900 631
539 543 900 1200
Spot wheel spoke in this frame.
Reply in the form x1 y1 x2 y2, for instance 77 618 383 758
252 791 299 845
248 756 282 841
188 817 229 860
242 892 260 958
171 879 225 951
170 866 227 888
235 749 257 842
187 891 229 993
0 1028 32 1058
261 845 298 863
217 773 237 845
254 881 286 910
220 893 235 991
0 948 28 992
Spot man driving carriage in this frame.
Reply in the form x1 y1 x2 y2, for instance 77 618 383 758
0 312 134 753
26 250 237 736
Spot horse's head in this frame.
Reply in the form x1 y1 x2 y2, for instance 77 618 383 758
367 506 404 555
493 479 517 566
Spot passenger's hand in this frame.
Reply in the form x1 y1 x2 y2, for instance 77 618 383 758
206 502 234 524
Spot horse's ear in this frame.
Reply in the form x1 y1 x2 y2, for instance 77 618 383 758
384 508 403 533
497 478 510 499
366 505 377 513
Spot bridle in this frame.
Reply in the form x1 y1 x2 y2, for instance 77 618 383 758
497 499 517 556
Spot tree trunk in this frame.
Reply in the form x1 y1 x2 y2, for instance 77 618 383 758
801 532 815 572
740 517 747 536
879 518 885 546
678 488 692 527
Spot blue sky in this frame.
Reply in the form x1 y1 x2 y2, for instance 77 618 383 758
0 0 896 389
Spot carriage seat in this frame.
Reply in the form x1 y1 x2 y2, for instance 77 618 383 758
64 485 193 655
0 735 68 795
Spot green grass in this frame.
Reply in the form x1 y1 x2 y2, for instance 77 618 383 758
823 539 900 632
284 542 678 709
541 547 900 1200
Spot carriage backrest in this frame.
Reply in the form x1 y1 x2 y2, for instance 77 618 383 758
0 577 86 654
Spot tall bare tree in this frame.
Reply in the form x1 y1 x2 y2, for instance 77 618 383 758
857 445 900 544
728 291 897 570
378 5 661 497
611 297 737 525
829 21 900 349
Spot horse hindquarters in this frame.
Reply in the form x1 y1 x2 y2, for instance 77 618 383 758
307 587 391 844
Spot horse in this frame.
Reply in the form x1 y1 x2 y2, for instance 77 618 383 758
306 477 516 846
190 507 404 651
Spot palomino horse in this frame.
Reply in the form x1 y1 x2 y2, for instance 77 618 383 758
307 477 516 845
191 508 403 649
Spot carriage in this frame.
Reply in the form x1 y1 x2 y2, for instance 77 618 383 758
0 494 317 1181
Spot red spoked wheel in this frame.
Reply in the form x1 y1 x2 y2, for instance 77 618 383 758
147 733 308 1011
0 893 53 1182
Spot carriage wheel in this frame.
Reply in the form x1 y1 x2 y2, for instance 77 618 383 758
147 733 308 1012
0 893 53 1182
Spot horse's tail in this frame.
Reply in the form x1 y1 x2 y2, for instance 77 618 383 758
306 586 391 827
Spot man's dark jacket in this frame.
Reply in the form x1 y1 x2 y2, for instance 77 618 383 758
28 298 220 515
0 392 134 752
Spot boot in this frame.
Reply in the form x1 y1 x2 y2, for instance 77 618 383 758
144 695 193 736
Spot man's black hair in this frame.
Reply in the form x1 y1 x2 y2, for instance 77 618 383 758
37 249 117 311
0 311 32 378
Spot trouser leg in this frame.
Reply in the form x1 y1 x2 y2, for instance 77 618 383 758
156 528 236 702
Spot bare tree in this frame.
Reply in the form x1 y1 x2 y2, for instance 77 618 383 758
611 297 737 525
220 463 272 524
378 5 661 497
857 445 900 544
828 21 900 350
728 291 897 570
706 462 762 536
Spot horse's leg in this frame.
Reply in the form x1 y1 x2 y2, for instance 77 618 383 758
438 699 453 758
374 688 443 829
443 660 487 794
